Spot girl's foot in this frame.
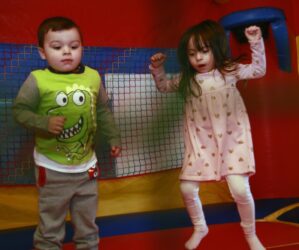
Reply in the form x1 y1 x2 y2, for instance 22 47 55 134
185 226 209 250
246 235 266 250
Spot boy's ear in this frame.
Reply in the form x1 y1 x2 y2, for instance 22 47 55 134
38 47 46 60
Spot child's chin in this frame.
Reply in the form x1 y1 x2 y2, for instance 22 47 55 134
57 65 78 72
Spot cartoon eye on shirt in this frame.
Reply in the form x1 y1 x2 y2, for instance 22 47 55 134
56 92 68 106
73 90 85 106
56 90 86 107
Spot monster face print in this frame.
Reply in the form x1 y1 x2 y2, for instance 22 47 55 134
48 84 96 162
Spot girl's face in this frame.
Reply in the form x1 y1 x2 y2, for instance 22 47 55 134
38 27 82 72
187 36 215 73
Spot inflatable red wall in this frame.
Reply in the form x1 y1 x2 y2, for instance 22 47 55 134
1 0 298 198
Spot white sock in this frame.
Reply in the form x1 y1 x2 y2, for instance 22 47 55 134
245 235 265 250
185 226 209 250
226 175 265 250
180 181 208 250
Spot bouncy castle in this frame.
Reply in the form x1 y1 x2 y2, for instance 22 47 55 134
0 0 298 249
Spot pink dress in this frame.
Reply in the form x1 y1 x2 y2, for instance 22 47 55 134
150 39 266 181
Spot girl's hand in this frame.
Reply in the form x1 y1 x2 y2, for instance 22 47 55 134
150 53 167 68
110 146 121 157
48 116 66 135
244 25 262 42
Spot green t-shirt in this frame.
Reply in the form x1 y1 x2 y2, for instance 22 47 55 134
32 66 100 165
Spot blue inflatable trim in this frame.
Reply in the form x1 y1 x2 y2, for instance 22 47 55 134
219 7 291 72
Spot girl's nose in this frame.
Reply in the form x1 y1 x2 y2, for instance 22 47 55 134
196 52 202 61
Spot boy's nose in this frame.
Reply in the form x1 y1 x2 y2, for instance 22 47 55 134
63 46 71 54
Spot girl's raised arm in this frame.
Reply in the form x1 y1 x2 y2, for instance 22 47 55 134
237 26 266 80
149 53 180 93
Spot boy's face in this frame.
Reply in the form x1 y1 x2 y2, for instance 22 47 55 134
38 27 83 72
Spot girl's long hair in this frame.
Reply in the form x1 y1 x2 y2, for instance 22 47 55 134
177 20 240 100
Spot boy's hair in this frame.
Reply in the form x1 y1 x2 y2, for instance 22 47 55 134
37 16 82 48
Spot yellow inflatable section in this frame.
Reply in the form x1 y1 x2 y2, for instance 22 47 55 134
297 36 299 75
0 169 232 231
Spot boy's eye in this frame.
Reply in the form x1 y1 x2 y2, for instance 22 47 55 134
71 46 79 50
52 46 61 50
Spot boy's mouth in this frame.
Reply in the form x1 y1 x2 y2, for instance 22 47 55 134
61 59 73 63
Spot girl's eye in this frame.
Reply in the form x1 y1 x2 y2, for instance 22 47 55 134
71 46 79 50
201 48 210 53
53 46 61 50
188 53 195 56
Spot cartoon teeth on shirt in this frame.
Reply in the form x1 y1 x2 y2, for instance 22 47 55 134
48 84 96 162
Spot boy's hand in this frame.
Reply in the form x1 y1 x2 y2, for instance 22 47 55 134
110 146 121 157
245 25 262 42
48 116 66 135
150 53 167 68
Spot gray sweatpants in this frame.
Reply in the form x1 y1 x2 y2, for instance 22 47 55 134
34 166 99 250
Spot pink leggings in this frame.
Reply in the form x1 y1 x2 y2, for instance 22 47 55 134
180 175 256 237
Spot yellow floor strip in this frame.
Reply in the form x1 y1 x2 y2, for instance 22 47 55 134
257 203 299 228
